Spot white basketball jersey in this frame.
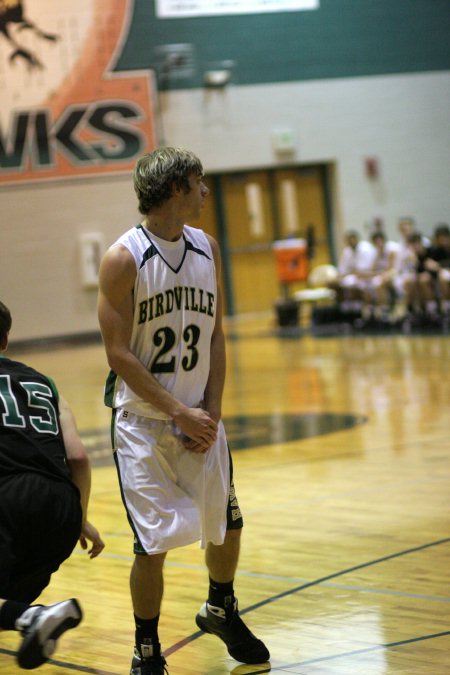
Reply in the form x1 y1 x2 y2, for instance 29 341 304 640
105 224 217 418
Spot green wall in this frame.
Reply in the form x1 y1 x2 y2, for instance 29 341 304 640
117 0 450 87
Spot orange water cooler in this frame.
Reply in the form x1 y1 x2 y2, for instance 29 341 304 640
273 238 308 284
273 239 308 326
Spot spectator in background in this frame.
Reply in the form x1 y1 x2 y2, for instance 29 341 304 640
330 230 375 314
404 227 450 322
393 218 430 317
427 224 450 317
397 217 416 245
360 232 398 320
402 234 428 318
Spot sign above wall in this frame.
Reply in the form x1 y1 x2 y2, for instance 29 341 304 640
0 0 156 186
156 0 319 18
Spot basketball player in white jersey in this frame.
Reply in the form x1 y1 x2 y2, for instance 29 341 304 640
97 148 269 675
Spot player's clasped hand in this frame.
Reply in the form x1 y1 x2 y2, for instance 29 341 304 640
174 407 218 451
182 437 212 454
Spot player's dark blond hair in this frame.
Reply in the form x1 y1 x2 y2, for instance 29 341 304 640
0 301 12 344
133 147 203 214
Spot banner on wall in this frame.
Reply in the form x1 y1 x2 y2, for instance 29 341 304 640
156 0 319 18
0 0 156 185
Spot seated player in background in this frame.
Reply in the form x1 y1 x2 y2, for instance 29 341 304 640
360 232 398 321
330 230 375 315
403 229 449 323
427 224 450 318
392 217 435 320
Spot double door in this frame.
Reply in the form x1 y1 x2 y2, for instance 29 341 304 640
195 165 333 315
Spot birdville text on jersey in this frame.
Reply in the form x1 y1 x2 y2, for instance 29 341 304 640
138 288 216 324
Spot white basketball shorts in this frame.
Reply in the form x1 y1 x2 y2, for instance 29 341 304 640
113 410 232 554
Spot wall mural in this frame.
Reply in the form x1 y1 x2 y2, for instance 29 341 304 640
0 0 156 184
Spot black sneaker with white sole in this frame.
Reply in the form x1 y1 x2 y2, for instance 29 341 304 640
16 598 82 669
130 648 168 675
195 600 270 664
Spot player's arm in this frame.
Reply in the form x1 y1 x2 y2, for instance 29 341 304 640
58 396 105 558
337 249 351 278
423 252 441 272
97 245 217 445
385 249 397 278
182 236 226 455
203 234 226 424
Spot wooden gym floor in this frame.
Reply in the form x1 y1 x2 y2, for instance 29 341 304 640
1 316 449 674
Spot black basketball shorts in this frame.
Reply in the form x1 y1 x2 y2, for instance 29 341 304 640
0 472 82 603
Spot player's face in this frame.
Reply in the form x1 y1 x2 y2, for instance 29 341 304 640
436 233 450 249
409 240 422 255
347 234 358 249
373 236 385 251
399 222 413 239
182 173 209 221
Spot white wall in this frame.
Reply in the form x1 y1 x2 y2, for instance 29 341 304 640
2 70 449 341
1 176 136 341
160 71 450 238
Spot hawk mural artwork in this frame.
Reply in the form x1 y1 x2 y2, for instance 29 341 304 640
0 0 156 184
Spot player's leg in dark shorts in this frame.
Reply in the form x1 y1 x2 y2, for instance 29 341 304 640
0 473 82 603
226 447 243 531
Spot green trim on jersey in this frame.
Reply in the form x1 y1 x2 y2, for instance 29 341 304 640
104 369 118 408
46 375 59 402
110 408 117 451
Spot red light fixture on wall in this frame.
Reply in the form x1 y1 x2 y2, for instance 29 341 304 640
364 156 379 179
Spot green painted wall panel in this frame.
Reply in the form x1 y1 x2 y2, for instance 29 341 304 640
116 0 450 86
